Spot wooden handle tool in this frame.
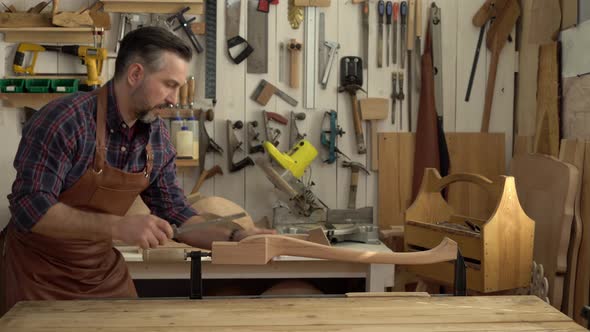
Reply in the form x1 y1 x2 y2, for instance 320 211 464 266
187 76 196 109
179 83 188 108
288 39 302 89
406 0 415 51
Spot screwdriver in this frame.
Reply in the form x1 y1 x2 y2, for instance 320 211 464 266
377 0 384 68
393 2 399 65
400 1 408 69
386 1 392 67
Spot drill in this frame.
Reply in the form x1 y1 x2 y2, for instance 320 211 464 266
13 43 107 90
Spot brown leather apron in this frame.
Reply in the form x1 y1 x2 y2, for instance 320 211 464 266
0 86 154 315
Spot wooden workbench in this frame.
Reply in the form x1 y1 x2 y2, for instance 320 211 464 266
0 296 585 331
119 241 396 293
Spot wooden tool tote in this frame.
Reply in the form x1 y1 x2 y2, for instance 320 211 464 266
404 168 535 293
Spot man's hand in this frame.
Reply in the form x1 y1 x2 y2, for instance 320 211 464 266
113 215 173 249
232 227 277 242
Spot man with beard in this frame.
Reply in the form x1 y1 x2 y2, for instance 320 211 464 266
0 27 274 315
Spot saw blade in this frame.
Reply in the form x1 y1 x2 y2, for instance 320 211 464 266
247 0 268 73
205 0 217 100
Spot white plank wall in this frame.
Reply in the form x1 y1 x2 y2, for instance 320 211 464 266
0 0 515 227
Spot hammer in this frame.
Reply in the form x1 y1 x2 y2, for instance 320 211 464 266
190 165 223 194
342 161 370 209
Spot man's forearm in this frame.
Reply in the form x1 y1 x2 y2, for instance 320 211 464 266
177 215 233 250
31 202 120 241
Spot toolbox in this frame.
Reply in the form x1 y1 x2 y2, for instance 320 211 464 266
0 79 25 93
404 168 535 293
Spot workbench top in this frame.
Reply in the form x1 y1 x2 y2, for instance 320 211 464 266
0 295 584 331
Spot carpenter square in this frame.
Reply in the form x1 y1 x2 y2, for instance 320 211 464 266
252 79 298 107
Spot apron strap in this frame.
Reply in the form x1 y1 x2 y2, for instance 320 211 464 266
93 87 108 173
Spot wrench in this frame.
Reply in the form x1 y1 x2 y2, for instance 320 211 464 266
321 41 340 89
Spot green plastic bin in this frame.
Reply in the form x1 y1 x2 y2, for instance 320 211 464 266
51 79 79 93
25 79 51 93
0 79 25 93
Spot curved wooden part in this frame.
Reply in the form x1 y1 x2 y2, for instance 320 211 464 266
558 139 585 316
419 168 502 202
191 196 255 230
211 235 458 265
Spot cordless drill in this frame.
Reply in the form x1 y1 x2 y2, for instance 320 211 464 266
13 43 107 90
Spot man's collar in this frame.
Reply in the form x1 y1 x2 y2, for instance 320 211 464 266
105 80 153 132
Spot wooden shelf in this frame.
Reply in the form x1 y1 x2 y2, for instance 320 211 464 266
0 27 98 43
102 0 203 14
0 93 64 109
175 158 199 167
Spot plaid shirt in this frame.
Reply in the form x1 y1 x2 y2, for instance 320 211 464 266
8 80 197 232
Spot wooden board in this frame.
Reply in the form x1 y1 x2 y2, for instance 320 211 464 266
378 132 505 229
0 13 52 28
527 0 561 44
574 141 590 326
0 27 96 43
378 133 414 228
558 139 585 317
534 42 560 157
516 0 539 137
560 0 578 30
0 296 584 331
510 153 579 309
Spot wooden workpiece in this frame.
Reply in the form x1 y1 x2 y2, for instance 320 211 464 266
511 153 578 309
0 296 584 331
558 139 585 317
480 0 520 133
211 234 457 265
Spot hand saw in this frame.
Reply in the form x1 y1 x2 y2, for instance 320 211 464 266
226 0 254 64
